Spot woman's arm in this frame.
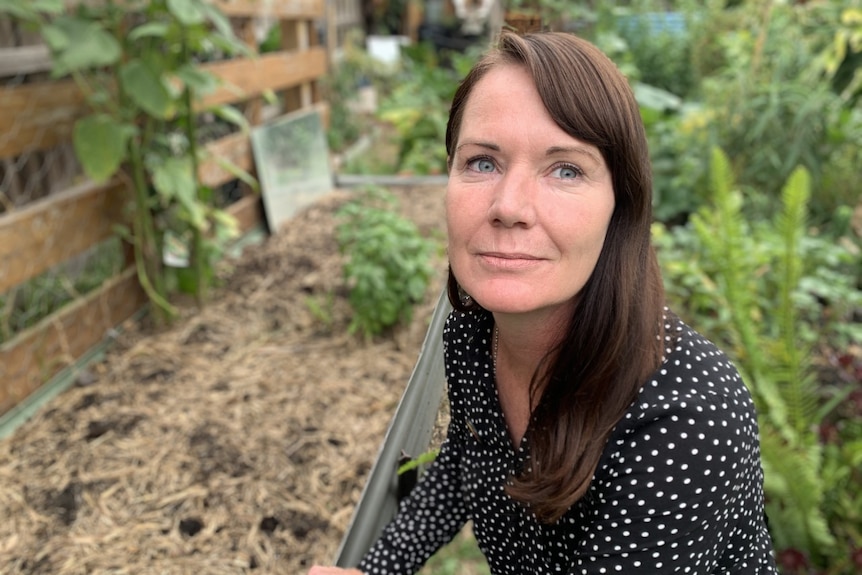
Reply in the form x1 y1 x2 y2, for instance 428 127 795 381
356 426 469 575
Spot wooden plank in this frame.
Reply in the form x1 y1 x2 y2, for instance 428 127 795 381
0 45 52 77
280 20 311 113
226 192 264 234
0 18 15 49
237 18 264 126
0 180 128 293
211 0 324 19
198 46 327 108
0 46 327 158
0 78 85 158
0 266 146 416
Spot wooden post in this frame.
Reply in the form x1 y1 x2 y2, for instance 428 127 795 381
238 17 263 126
280 20 310 113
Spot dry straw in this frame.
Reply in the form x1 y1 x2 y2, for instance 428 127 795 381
0 188 448 574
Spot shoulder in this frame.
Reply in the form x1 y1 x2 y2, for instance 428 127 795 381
646 313 754 407
600 314 761 478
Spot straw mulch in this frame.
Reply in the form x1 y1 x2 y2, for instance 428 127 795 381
0 186 449 574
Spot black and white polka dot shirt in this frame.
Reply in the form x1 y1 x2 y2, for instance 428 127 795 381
358 309 778 574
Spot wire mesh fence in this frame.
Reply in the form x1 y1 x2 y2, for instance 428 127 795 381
0 16 83 212
0 15 110 346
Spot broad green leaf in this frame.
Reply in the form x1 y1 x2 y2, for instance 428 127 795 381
43 17 121 77
41 21 71 51
151 158 208 231
166 0 206 25
151 156 196 206
209 30 255 58
175 64 219 95
73 114 130 182
120 59 175 119
180 201 208 231
128 22 170 42
200 2 234 39
197 1 252 57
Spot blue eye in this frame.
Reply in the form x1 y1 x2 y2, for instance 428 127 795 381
553 164 581 179
468 157 496 173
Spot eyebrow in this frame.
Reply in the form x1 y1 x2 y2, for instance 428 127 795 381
455 141 602 164
455 141 499 153
545 145 603 164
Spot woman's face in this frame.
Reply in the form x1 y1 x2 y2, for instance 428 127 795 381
446 64 615 320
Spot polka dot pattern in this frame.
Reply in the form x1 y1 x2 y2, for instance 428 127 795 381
358 310 778 574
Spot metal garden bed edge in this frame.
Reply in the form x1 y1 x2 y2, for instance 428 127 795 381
335 288 452 567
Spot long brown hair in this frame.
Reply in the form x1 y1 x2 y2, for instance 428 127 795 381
445 31 666 523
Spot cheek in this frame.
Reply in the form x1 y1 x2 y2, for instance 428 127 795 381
549 206 613 257
445 190 473 242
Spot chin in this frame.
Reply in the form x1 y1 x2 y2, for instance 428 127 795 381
472 292 557 315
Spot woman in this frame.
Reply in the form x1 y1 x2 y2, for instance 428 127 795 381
311 30 777 574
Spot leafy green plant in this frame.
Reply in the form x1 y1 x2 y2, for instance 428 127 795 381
655 148 862 572
336 187 437 338
623 1 862 233
1 0 252 323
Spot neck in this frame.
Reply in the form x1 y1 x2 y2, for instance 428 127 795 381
493 306 570 392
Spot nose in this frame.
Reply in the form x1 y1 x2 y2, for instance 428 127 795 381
488 166 537 228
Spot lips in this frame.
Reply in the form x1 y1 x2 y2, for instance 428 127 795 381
477 251 545 270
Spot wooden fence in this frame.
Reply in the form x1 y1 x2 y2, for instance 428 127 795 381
0 0 333 417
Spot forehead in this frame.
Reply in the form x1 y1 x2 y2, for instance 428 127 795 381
458 65 556 139
456 64 602 158
462 64 541 117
